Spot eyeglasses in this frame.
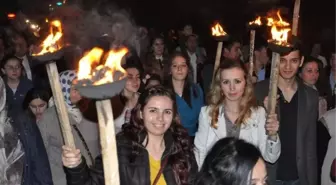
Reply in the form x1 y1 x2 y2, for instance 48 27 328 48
5 65 22 71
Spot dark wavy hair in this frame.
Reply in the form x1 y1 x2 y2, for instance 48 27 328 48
122 86 194 185
195 137 263 185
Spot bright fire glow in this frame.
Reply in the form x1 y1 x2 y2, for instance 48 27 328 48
33 20 63 56
211 23 227 37
267 11 291 46
77 47 128 85
249 16 262 26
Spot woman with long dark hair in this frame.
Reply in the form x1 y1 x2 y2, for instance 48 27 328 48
165 52 204 138
195 137 268 185
194 59 280 167
62 86 198 185
142 36 169 80
22 88 50 122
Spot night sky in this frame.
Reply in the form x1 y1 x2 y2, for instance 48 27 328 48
1 0 335 52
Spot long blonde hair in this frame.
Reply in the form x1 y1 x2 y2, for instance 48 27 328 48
206 59 257 129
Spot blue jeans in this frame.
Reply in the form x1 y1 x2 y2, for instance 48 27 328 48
275 179 300 185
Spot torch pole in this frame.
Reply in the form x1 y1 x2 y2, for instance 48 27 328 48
46 62 76 148
249 30 256 76
212 41 223 80
267 52 281 121
292 0 301 36
95 99 120 185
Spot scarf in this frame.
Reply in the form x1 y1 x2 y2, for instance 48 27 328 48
59 70 83 124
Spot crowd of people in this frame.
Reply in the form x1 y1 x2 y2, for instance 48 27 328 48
0 17 334 185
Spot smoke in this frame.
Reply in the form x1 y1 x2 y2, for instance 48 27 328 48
53 2 138 52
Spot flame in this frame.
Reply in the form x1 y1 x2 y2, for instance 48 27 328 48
211 23 227 37
267 11 291 46
249 16 262 26
33 20 63 55
77 47 128 85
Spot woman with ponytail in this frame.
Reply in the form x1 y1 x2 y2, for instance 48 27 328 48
194 59 281 167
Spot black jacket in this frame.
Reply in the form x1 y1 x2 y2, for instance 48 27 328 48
254 79 318 185
65 131 198 185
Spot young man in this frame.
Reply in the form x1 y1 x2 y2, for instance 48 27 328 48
201 37 241 93
254 38 271 82
255 48 318 185
222 37 242 61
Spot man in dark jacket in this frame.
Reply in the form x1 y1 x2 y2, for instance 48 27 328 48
0 76 53 185
255 48 318 185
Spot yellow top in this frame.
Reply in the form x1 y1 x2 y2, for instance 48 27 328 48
149 155 167 185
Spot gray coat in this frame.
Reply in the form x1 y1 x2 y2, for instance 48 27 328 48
38 107 100 185
254 79 318 185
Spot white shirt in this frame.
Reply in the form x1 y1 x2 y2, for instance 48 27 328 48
187 51 197 83
21 55 32 80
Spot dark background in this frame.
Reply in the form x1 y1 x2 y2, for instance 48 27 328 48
1 0 335 54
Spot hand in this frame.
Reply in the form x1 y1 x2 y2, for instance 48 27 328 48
265 113 279 136
62 146 82 168
263 95 280 112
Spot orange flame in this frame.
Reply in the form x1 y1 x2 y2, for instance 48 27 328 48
77 47 128 85
211 23 227 37
267 11 291 46
33 20 63 56
249 16 262 26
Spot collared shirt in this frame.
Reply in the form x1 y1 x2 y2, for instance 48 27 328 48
257 68 266 82
21 55 32 80
277 89 299 180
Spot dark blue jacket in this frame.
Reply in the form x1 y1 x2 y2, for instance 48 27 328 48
9 110 53 185
5 77 33 113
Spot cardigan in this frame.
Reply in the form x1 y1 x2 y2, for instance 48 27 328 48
175 84 204 136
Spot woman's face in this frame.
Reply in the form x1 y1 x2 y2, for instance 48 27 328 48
171 56 188 81
70 81 82 104
141 96 173 137
125 68 141 93
300 62 319 86
29 98 48 121
2 59 22 81
220 67 246 102
251 158 267 185
152 38 164 56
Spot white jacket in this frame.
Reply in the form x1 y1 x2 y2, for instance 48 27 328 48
194 106 281 168
321 108 336 185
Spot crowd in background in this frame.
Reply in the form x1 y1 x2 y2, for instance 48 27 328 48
0 17 334 185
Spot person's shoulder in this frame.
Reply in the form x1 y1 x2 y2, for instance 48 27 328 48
255 79 270 89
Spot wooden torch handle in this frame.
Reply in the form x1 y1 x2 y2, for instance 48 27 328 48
267 52 281 115
292 0 301 36
46 62 76 148
212 41 223 81
96 100 120 185
249 30 256 76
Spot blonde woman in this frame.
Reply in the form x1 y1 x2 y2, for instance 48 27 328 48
194 59 281 167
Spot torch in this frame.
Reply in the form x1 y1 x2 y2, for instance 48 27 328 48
32 20 76 148
248 16 262 76
292 0 301 36
75 47 129 185
211 23 229 80
267 11 292 136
